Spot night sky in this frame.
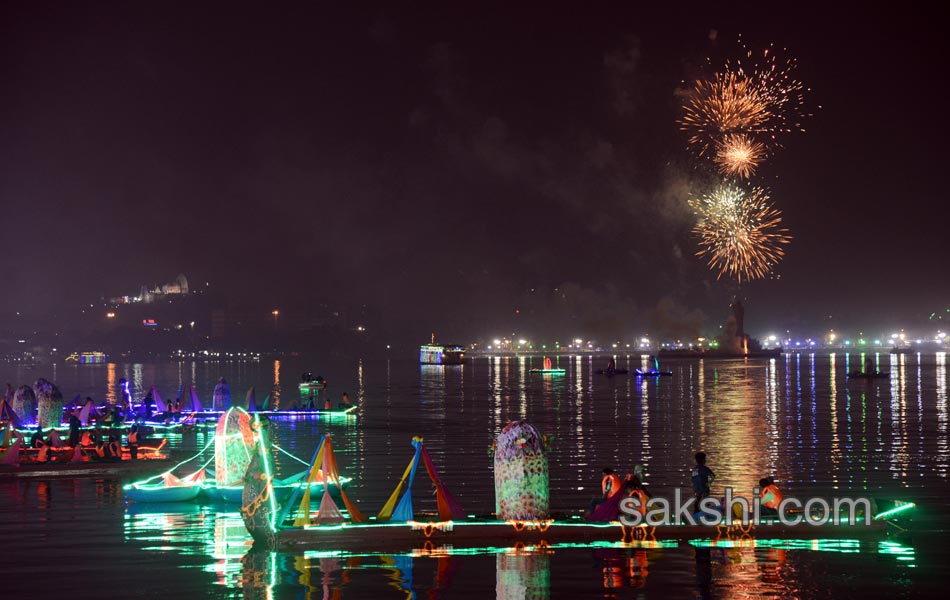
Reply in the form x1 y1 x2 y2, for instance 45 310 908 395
2 3 947 342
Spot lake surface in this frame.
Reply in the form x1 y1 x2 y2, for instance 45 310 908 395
1 352 946 598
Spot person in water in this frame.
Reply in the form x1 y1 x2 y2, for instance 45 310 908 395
691 452 716 503
758 477 782 517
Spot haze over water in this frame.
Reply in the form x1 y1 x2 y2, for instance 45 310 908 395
1 352 945 598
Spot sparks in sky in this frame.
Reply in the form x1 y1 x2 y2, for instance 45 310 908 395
690 183 792 282
713 133 766 178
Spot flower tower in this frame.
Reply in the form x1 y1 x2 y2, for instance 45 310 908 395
493 420 549 520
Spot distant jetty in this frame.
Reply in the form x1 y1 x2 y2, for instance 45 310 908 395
657 347 783 360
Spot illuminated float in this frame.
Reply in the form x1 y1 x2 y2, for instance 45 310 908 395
240 421 915 552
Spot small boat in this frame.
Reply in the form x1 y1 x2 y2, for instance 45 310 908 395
529 368 566 375
1 458 171 480
124 469 208 502
847 371 890 379
125 483 202 503
635 369 673 377
187 405 358 421
594 369 629 375
204 476 352 503
298 377 328 393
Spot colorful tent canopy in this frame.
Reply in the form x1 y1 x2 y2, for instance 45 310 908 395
290 435 365 526
1 424 15 448
0 438 22 466
377 436 464 522
189 386 203 413
151 386 167 413
0 399 23 429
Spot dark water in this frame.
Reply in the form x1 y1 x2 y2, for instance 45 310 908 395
2 352 947 598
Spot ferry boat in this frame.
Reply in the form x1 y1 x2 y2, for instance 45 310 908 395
420 334 466 365
64 351 108 365
420 344 466 365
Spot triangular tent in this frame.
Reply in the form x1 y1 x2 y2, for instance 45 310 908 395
290 435 365 526
0 438 22 466
378 437 464 522
151 386 166 413
47 430 64 448
0 400 23 429
189 387 203 413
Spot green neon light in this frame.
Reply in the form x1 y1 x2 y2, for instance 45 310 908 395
255 415 278 533
872 501 915 520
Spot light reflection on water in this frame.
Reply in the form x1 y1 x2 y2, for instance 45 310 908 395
120 502 921 599
2 351 948 597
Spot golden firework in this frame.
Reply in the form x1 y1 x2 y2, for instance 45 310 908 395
713 134 766 178
691 184 792 282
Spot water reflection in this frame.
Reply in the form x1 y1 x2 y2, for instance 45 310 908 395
227 539 916 599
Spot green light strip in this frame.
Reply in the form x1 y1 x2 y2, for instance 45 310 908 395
872 502 916 520
274 443 311 466
125 435 217 488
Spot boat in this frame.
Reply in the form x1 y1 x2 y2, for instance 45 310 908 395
187 405 358 421
239 430 915 552
420 344 466 365
124 407 354 504
64 351 107 364
203 475 352 503
126 482 203 502
847 371 890 379
299 376 328 393
594 369 629 375
635 369 673 377
529 368 566 375
254 511 912 553
0 439 170 480
890 346 914 355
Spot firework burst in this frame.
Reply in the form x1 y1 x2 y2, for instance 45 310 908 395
677 42 812 160
678 72 771 156
713 133 766 178
690 184 791 282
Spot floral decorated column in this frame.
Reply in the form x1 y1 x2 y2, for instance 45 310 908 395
493 420 549 520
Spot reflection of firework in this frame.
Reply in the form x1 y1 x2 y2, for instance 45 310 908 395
713 134 765 178
691 184 791 282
